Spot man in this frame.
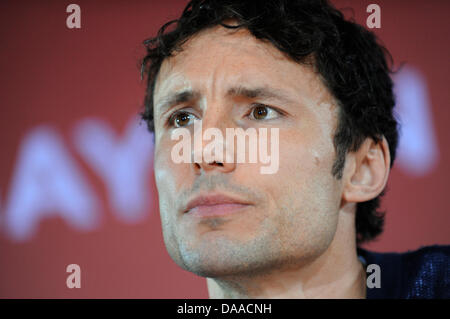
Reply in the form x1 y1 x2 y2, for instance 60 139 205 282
140 0 449 298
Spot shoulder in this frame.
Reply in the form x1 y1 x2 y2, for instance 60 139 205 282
358 245 450 299
400 245 450 298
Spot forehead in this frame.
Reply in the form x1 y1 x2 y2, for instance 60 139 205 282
153 25 333 111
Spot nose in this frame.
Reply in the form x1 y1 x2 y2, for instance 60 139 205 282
191 116 236 175
193 159 235 174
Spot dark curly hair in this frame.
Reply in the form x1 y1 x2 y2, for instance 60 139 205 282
140 0 399 244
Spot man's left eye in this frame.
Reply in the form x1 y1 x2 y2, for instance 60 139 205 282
249 104 280 120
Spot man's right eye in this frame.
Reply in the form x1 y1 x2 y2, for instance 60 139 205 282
168 111 198 128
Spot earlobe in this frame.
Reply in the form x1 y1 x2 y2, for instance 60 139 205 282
342 137 391 203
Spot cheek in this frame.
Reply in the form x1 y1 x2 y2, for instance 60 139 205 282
155 135 191 178
281 129 334 183
267 130 340 249
154 142 191 252
267 128 340 217
154 140 190 212
154 142 172 192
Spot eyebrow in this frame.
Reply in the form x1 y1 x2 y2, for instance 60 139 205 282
155 85 293 114
227 86 294 104
155 89 200 114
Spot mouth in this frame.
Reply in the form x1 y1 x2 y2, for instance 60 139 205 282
183 193 252 218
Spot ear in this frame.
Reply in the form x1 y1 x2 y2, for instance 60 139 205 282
342 136 391 203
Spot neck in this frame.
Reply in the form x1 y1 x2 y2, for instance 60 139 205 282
207 205 366 299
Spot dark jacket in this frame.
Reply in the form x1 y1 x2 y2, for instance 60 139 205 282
357 245 450 298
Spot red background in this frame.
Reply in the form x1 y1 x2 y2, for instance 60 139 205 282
0 0 449 298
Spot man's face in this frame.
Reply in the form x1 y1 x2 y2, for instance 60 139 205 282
152 26 344 278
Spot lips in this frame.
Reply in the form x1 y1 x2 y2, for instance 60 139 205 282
184 193 252 217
